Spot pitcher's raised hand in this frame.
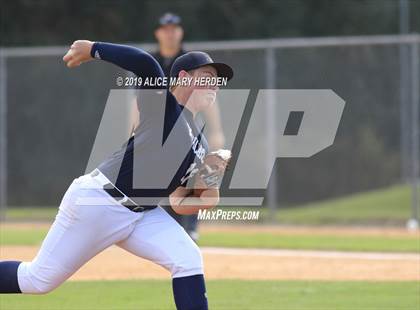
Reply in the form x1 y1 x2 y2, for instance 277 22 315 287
63 40 94 68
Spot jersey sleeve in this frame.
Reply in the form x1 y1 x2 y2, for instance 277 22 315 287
90 42 165 82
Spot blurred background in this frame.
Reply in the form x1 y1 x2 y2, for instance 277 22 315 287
0 0 419 226
1 1 420 309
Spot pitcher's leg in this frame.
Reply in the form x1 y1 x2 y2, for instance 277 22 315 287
172 274 208 310
117 206 207 310
184 214 199 242
1 179 138 294
0 261 22 293
15 204 104 294
0 180 80 294
118 206 203 277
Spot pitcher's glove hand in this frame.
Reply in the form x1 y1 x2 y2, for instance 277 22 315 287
194 149 232 196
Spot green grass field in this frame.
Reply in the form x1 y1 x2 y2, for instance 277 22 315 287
1 184 419 309
1 280 419 310
0 228 47 246
1 226 419 253
3 184 414 225
1 184 419 252
275 185 413 225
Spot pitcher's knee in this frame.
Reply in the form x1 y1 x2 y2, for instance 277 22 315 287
171 242 204 278
29 281 57 295
17 261 66 294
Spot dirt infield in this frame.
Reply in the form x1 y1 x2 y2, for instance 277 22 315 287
1 245 419 281
2 223 419 281
2 222 419 237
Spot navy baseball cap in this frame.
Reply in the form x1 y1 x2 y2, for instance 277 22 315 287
170 51 234 81
157 13 181 28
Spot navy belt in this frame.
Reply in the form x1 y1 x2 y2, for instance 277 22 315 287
90 169 155 213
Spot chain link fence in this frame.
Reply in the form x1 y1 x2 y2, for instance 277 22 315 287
0 34 419 225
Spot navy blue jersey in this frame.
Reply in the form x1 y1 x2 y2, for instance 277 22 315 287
91 43 208 206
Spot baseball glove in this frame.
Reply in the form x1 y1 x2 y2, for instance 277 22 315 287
194 149 232 195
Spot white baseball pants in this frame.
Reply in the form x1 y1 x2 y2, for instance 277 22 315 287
17 173 203 294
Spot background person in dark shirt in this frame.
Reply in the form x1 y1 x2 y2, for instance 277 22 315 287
152 13 186 77
150 13 227 241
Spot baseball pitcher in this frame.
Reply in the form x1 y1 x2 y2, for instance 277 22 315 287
0 40 233 310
